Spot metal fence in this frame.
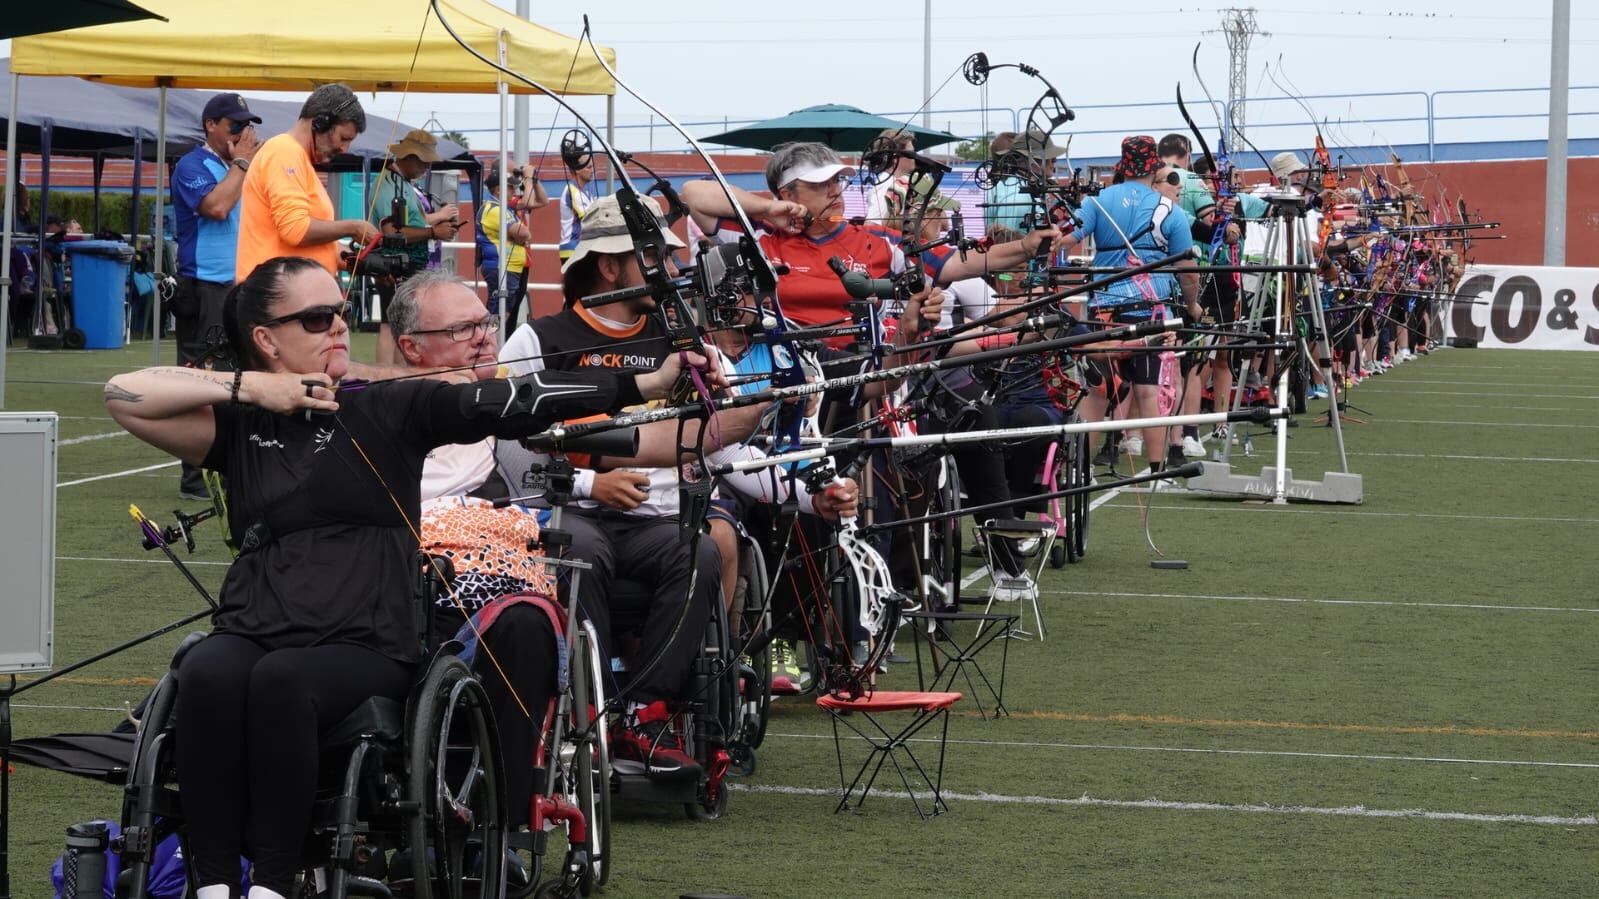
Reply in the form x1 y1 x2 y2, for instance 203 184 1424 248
452 85 1599 165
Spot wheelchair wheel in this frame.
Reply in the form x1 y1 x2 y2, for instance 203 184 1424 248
686 592 737 822
735 537 774 753
1072 431 1090 560
407 655 508 899
922 456 962 608
120 673 186 899
571 620 612 893
1046 439 1078 567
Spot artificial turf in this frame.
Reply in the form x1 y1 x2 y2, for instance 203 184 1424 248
2 341 1595 897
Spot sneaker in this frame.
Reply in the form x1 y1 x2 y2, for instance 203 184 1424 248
612 701 702 782
770 640 807 694
1181 436 1206 458
1167 443 1187 467
1123 435 1144 458
1210 424 1230 445
179 468 211 503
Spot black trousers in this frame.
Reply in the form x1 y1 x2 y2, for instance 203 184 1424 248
172 276 232 492
559 509 718 704
468 604 558 828
483 266 529 335
175 634 412 895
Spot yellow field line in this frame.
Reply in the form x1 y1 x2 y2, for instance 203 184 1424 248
982 710 1599 741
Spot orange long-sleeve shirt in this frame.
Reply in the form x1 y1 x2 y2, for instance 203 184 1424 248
236 133 339 281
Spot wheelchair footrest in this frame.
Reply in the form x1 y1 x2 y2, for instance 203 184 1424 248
611 771 698 804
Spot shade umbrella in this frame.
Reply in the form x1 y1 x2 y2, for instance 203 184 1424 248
0 0 164 39
702 104 958 153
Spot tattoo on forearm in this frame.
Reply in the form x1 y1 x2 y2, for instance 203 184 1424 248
103 383 143 404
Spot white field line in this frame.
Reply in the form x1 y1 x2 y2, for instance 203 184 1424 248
1395 403 1590 414
57 461 180 487
1384 418 1599 428
1289 449 1599 465
1369 378 1593 387
1094 503 1599 525
729 784 1598 826
1355 388 1599 400
1042 588 1599 615
764 732 1599 770
60 430 130 446
58 555 230 567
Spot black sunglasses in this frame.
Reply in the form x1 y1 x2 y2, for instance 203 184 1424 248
229 120 250 136
1157 171 1182 187
259 304 350 334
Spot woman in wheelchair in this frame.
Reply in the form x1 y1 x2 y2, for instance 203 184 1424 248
103 256 706 899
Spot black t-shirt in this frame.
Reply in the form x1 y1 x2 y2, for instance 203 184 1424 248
203 374 635 662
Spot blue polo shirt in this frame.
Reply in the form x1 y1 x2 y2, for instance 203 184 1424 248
172 146 239 283
1073 181 1194 310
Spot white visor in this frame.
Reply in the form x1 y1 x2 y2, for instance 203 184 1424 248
779 161 856 188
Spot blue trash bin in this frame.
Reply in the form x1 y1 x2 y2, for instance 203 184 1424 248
64 240 135 349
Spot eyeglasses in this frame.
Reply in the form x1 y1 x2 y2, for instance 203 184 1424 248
1156 171 1182 187
259 304 350 333
411 316 500 342
229 120 250 136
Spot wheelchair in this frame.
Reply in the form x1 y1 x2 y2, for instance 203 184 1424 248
117 555 510 899
1041 427 1092 568
606 570 741 821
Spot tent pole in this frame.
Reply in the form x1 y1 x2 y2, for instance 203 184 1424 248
151 85 167 365
497 31 510 338
513 0 529 166
0 73 17 409
606 94 615 193
92 154 104 234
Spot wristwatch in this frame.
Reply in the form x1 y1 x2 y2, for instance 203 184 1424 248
231 158 249 172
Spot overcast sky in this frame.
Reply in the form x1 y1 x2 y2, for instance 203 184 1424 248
6 1 1595 159
394 1 1599 158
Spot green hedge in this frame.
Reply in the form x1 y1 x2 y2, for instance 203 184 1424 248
4 188 161 236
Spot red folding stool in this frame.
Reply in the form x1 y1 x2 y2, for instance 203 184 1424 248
814 690 962 819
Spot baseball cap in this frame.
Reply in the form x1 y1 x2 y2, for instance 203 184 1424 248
202 93 262 125
562 194 685 273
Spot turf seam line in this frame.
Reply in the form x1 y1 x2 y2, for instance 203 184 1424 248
728 784 1598 826
763 732 1599 769
944 711 1599 740
1044 588 1599 614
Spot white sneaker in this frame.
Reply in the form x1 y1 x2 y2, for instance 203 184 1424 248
1123 435 1144 457
1182 436 1206 458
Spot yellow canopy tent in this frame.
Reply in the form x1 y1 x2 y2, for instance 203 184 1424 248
7 0 618 364
10 0 616 95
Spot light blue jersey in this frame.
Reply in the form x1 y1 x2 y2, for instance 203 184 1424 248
1073 181 1194 308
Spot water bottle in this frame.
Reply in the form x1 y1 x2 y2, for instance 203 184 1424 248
61 821 109 899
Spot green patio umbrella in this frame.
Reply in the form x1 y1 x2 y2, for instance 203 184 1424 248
0 0 165 39
702 104 958 153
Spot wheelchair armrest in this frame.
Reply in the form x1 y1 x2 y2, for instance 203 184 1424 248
169 631 208 674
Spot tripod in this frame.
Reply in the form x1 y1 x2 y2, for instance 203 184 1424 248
1215 191 1352 501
